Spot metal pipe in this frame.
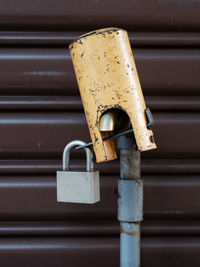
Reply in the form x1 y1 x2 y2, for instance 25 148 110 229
120 222 140 267
118 134 143 267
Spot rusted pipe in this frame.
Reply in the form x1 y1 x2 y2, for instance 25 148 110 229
118 134 143 267
120 223 140 267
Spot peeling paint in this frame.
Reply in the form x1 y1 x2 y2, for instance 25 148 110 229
120 225 139 237
69 28 157 163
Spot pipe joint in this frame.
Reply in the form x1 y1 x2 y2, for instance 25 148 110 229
118 179 143 222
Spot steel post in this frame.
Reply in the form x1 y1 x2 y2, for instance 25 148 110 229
118 134 143 267
120 222 140 267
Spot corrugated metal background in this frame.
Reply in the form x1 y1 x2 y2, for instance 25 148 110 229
0 0 200 266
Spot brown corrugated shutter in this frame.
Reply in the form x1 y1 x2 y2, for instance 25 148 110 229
0 1 200 266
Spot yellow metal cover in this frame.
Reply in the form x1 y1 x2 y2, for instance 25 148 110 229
69 28 157 163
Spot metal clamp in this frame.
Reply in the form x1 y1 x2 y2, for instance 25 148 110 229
118 179 143 222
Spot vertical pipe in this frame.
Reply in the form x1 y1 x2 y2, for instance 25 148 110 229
120 223 140 267
118 134 142 267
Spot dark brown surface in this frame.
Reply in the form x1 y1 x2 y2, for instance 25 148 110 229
1 32 200 47
0 0 200 266
0 0 200 31
0 237 200 267
0 112 199 159
0 48 199 96
0 175 199 221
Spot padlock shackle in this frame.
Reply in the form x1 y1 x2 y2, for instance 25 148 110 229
62 140 94 172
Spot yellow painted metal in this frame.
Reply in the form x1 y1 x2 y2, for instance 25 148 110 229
69 28 157 163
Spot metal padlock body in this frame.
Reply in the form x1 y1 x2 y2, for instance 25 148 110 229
57 170 99 204
57 140 100 204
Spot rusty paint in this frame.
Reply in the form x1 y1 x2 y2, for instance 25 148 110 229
120 148 141 179
69 27 157 163
120 225 139 238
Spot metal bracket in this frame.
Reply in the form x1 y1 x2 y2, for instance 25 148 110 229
145 108 154 129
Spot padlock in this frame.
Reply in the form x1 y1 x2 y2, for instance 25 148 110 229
57 140 100 204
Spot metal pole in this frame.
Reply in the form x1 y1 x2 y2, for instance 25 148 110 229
118 134 143 267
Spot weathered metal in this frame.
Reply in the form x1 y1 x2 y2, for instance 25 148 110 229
120 222 140 267
118 134 143 267
69 28 156 163
0 0 199 266
118 135 141 179
118 180 143 222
